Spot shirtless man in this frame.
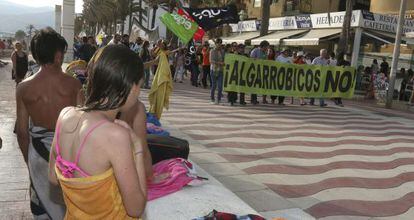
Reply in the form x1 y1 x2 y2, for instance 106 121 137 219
16 27 82 219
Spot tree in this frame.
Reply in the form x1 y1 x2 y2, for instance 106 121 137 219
15 30 26 41
336 0 354 60
260 0 271 36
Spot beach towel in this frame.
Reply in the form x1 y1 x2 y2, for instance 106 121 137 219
28 126 66 219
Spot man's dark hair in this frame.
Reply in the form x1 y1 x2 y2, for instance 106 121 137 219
215 38 222 44
259 40 269 48
330 52 335 58
123 34 129 38
31 27 68 65
83 45 144 111
82 36 88 43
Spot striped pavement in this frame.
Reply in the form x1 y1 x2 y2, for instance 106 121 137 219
141 82 414 220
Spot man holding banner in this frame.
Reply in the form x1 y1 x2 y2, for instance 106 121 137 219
310 49 329 107
249 41 270 105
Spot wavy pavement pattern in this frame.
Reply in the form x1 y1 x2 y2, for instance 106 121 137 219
143 86 414 219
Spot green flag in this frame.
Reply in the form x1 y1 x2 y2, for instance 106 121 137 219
159 12 198 44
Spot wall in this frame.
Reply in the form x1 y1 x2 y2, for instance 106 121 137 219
243 0 285 19
310 0 340 14
370 0 414 14
243 0 340 20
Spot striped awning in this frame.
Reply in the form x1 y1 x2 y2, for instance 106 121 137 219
251 30 309 45
282 28 343 46
222 32 261 44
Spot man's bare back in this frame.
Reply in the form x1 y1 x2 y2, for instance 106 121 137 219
17 68 81 130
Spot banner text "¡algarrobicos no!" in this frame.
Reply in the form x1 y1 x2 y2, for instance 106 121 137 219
224 54 356 98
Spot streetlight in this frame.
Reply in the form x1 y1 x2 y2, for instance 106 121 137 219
238 10 247 35
386 0 407 108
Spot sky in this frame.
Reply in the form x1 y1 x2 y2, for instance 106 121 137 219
5 0 84 13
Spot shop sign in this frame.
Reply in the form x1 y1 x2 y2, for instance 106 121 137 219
310 11 361 28
361 12 414 34
268 16 297 30
295 14 312 28
229 20 257 32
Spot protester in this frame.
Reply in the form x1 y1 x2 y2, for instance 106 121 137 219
189 45 200 87
333 52 350 107
149 40 180 119
304 53 313 64
399 68 414 101
11 42 28 85
209 38 225 105
310 49 329 107
371 59 379 75
408 69 414 105
267 47 278 104
131 37 143 54
140 40 152 89
48 45 147 219
108 34 121 45
273 48 291 105
380 57 389 76
236 43 247 105
174 48 185 83
16 27 82 219
0 39 5 56
151 39 163 76
201 41 211 88
249 40 269 105
329 52 337 66
121 34 130 47
293 51 307 105
227 42 238 106
78 36 96 62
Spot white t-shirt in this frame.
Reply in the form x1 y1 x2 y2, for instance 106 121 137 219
108 39 118 45
276 55 292 63
329 58 337 66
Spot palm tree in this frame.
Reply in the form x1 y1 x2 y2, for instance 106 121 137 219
336 0 354 60
260 0 271 36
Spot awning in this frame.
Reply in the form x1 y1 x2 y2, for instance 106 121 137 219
251 30 309 45
366 30 410 43
222 32 261 44
282 28 343 46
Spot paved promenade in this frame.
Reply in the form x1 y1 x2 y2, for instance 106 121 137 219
0 62 32 219
1 60 414 219
141 82 414 220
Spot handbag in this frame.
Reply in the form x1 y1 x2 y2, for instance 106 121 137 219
147 134 190 164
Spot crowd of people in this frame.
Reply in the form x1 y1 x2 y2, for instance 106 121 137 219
360 58 414 103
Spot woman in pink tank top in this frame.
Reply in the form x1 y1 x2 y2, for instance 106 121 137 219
48 45 148 219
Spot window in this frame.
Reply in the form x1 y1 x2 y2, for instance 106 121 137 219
254 0 261 8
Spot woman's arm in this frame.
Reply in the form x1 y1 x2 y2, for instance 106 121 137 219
132 101 153 178
144 56 159 69
107 123 147 218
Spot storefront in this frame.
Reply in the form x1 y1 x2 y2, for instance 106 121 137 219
225 10 414 68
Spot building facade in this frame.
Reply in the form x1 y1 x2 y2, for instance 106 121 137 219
370 0 414 17
240 0 371 20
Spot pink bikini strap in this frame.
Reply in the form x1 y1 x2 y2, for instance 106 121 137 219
55 107 73 156
74 120 107 164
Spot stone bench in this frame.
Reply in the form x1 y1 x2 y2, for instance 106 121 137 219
144 162 260 220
